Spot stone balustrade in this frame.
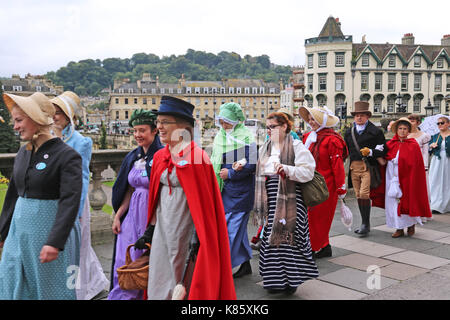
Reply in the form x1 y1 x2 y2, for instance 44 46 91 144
0 149 130 245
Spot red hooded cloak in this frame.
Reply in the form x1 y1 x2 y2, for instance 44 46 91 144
147 141 236 300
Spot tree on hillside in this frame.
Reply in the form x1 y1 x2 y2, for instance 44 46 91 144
0 83 20 153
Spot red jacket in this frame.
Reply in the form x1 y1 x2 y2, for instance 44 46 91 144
373 135 431 218
147 141 236 300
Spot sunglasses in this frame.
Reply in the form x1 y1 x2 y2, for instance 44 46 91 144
267 124 281 130
437 122 446 125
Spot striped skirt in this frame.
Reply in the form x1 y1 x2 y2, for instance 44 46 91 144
259 176 319 290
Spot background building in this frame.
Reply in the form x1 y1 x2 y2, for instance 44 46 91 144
305 16 450 121
109 73 282 130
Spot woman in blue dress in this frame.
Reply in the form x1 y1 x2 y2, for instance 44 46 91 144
0 92 82 299
108 109 163 300
51 91 109 300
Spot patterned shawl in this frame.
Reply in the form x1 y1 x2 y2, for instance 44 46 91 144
254 134 297 246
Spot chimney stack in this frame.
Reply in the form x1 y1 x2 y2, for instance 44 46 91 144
442 34 450 46
402 33 415 45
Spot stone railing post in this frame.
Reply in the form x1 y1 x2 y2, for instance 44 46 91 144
89 149 129 244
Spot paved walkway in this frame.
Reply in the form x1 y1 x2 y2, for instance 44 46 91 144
93 187 450 300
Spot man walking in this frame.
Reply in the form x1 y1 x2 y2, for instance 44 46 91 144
344 101 386 236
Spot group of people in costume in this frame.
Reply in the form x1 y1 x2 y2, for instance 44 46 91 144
0 91 108 299
0 89 448 300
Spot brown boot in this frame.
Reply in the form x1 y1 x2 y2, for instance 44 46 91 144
392 229 405 238
407 225 415 236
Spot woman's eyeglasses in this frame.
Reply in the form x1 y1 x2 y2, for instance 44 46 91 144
267 124 281 130
437 122 446 126
155 120 178 126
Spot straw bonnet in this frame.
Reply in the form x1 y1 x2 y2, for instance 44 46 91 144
3 92 55 126
350 101 372 117
299 105 339 128
50 91 81 121
391 117 412 134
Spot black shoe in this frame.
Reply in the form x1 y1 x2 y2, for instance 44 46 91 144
233 261 252 278
285 286 297 295
432 210 442 215
355 199 371 236
314 244 332 259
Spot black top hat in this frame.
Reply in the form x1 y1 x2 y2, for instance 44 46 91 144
157 96 195 125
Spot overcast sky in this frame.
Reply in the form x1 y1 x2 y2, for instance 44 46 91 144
1 0 449 77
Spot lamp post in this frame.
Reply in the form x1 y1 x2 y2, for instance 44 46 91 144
425 98 434 117
395 92 406 114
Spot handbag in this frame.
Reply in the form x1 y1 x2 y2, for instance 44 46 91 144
117 243 151 291
299 170 329 207
351 127 381 189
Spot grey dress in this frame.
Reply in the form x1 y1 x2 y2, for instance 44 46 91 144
146 167 194 300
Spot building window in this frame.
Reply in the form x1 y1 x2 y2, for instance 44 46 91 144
335 73 344 91
436 57 444 68
128 89 133 93
308 74 313 92
152 98 156 104
413 98 421 112
115 98 119 104
124 98 128 104
387 97 395 113
160 88 165 94
195 87 200 94
168 88 173 94
389 55 396 68
134 98 138 104
195 98 200 105
252 87 258 94
143 98 147 104
229 87 234 94
401 74 408 91
244 87 249 94
142 88 147 93
375 73 382 91
261 98 265 105
204 98 208 105
414 55 421 68
319 74 327 91
196 110 200 119
435 74 442 91
362 53 369 67
318 53 327 68
414 73 422 91
335 53 345 67
374 97 382 113
177 88 182 94
125 111 129 119
388 73 396 92
36 86 42 92
307 54 313 69
246 98 250 106
203 87 208 94
186 87 192 94
151 88 156 94
447 74 450 91
236 87 241 94
115 111 119 119
118 89 124 94
361 73 368 91
269 88 276 94
259 87 265 94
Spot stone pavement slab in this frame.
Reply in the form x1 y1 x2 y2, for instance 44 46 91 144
319 267 399 294
330 234 405 257
383 250 450 270
379 263 429 281
294 279 367 300
329 253 393 271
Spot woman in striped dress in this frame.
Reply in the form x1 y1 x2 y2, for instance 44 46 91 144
254 112 319 295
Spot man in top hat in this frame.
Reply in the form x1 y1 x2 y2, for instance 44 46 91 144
344 101 387 236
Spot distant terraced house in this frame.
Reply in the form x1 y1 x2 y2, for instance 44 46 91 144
108 73 282 130
305 16 450 120
1 73 64 98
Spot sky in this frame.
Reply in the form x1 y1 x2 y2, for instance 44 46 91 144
1 0 449 77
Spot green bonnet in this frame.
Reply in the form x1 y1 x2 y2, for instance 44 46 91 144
216 102 245 125
128 109 157 128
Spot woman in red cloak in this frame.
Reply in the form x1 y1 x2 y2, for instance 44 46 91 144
378 117 432 238
299 106 348 258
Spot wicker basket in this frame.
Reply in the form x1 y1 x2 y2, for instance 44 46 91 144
117 243 151 290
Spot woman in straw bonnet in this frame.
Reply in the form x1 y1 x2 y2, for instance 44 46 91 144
255 111 318 295
299 106 348 258
0 92 82 299
378 117 431 238
108 109 163 300
211 102 257 278
51 91 109 300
